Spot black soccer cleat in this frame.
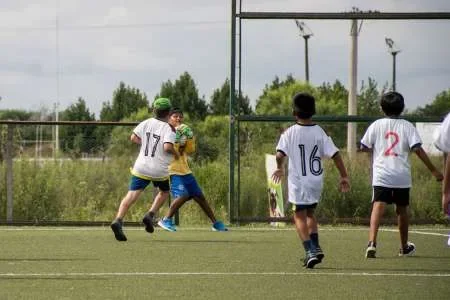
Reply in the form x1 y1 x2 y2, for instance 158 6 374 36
303 251 320 269
110 220 127 242
365 242 377 258
142 213 155 234
399 242 416 257
315 246 325 262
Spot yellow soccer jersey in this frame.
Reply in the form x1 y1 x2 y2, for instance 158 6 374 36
169 137 196 175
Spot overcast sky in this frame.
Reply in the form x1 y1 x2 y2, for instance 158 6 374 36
0 0 449 118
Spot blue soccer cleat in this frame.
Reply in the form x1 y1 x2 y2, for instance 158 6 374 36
158 217 177 232
212 221 228 232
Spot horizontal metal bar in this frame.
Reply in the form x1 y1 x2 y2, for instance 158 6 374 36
0 120 138 126
236 115 443 123
238 12 450 20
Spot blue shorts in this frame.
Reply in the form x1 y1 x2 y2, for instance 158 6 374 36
129 175 170 191
170 174 203 198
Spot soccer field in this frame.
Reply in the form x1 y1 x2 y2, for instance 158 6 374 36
0 226 449 299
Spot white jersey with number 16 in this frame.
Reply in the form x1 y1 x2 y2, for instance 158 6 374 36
361 118 422 188
276 124 339 205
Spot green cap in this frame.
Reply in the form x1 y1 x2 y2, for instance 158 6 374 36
152 97 172 110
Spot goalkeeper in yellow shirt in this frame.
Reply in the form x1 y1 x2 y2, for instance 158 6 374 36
158 108 228 232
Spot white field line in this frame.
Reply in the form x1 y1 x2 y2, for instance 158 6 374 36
0 271 449 278
0 227 448 234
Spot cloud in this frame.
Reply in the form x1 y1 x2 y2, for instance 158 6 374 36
0 0 448 116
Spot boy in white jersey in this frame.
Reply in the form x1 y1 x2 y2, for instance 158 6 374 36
110 97 178 241
361 92 443 257
434 112 450 241
272 93 350 268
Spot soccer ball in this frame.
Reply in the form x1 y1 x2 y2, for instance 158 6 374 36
176 124 193 146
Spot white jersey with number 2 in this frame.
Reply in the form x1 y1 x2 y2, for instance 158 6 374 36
276 124 339 205
361 118 422 188
131 118 176 180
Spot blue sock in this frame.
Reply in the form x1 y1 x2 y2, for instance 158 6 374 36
302 240 314 252
310 233 319 247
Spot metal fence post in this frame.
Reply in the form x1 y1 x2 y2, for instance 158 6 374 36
6 124 14 223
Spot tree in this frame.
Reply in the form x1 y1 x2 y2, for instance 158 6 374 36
412 89 450 118
100 82 149 122
358 77 385 117
60 98 96 157
156 72 208 120
209 78 252 115
258 74 296 100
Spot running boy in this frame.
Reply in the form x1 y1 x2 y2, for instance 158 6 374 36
361 91 443 257
110 98 178 241
157 108 228 232
272 92 350 269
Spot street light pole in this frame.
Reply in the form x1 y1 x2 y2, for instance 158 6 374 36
295 20 313 82
385 37 401 91
304 35 310 82
392 51 398 91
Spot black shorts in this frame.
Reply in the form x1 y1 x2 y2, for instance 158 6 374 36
129 176 170 192
372 186 410 206
293 203 318 212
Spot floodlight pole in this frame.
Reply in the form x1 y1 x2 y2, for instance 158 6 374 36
304 35 311 82
392 51 398 91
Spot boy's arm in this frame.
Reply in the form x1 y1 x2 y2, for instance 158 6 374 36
163 142 179 160
130 133 141 144
272 151 286 184
413 146 443 181
182 137 196 155
331 152 350 192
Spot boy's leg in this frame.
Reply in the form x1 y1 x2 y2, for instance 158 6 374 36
193 193 217 223
396 204 416 256
111 190 143 241
366 201 386 258
142 190 169 233
307 209 323 261
294 208 319 268
369 201 386 243
395 188 416 256
115 190 143 220
396 205 409 248
157 196 188 232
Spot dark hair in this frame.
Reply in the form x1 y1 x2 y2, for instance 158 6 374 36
169 107 183 116
155 109 171 118
292 92 316 119
380 91 405 116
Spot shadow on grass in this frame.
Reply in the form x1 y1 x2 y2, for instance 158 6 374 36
149 239 273 243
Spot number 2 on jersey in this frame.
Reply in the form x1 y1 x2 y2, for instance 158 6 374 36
144 133 161 157
384 131 399 156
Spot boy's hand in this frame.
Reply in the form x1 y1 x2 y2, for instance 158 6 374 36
178 145 185 155
433 170 444 181
339 177 350 193
271 168 284 184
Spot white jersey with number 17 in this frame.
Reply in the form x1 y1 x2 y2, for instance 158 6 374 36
131 118 176 180
276 124 339 205
360 118 422 188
